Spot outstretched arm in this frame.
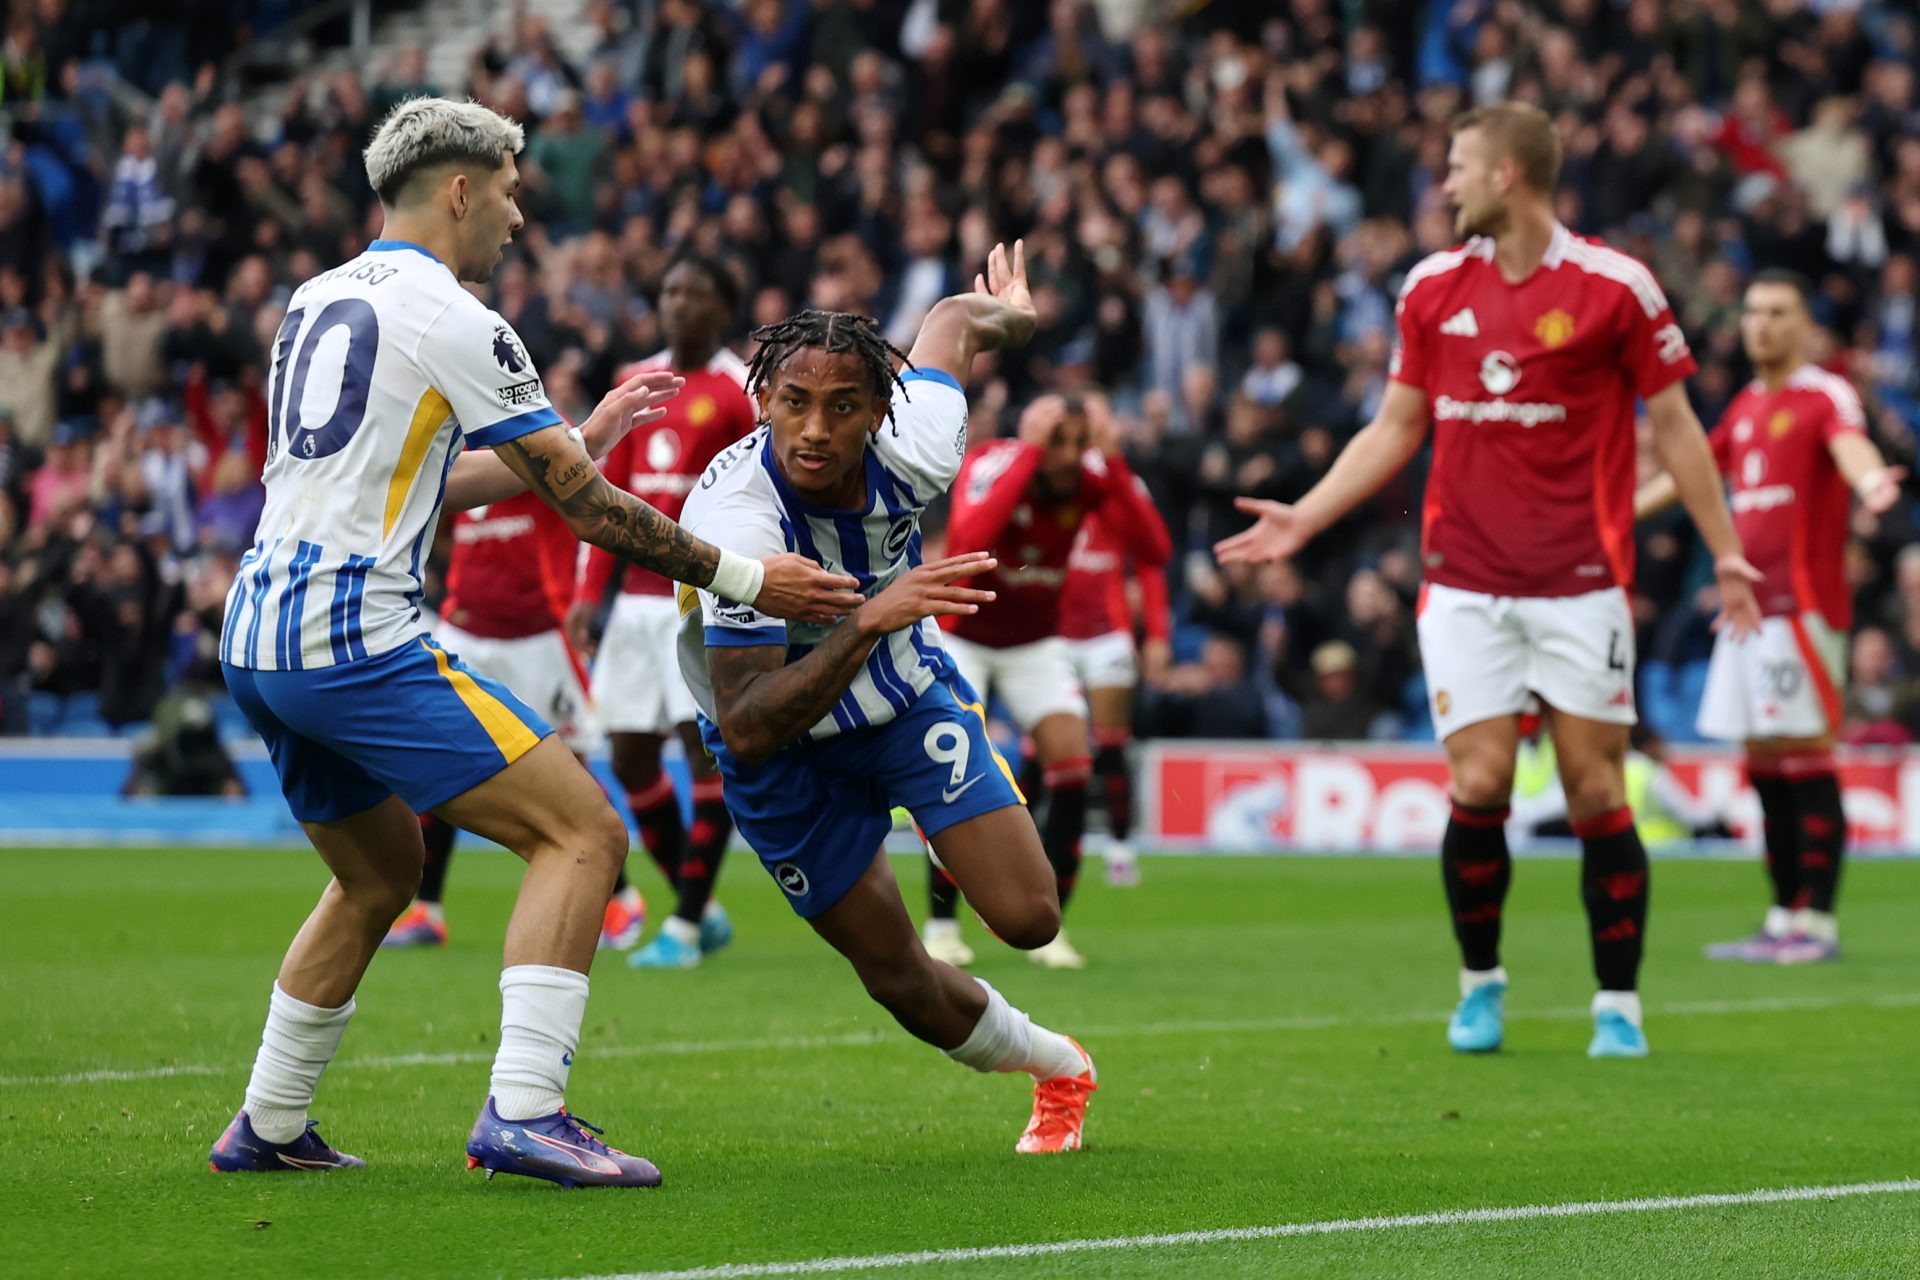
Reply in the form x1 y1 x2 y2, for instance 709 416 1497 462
707 553 997 765
1214 380 1430 564
444 368 681 512
492 422 862 623
905 240 1038 387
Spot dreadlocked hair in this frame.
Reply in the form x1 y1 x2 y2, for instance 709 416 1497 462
745 309 915 430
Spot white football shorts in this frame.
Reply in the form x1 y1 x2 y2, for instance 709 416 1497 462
592 593 700 734
941 632 1087 728
1069 630 1138 691
1416 582 1637 740
1696 613 1846 743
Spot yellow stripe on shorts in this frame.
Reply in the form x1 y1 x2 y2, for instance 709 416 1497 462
957 692 1024 804
422 639 540 764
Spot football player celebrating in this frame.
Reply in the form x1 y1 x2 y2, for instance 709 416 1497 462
676 242 1099 1153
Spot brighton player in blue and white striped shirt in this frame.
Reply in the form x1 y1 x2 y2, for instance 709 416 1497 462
207 98 859 1186
675 243 1098 1154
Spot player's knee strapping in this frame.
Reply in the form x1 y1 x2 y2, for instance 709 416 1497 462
1092 727 1133 842
1745 755 1802 910
1572 805 1648 991
1041 757 1092 907
1780 749 1845 913
1441 799 1511 972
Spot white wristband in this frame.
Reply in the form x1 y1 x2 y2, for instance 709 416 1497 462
710 548 765 606
1855 468 1892 499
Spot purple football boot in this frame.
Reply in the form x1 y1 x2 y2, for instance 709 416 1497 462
465 1097 662 1188
208 1110 365 1172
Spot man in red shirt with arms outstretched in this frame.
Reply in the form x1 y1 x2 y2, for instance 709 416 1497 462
1639 270 1903 965
570 255 758 970
927 393 1151 969
1218 102 1761 1059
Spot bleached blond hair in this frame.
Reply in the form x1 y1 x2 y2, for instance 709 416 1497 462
363 97 525 205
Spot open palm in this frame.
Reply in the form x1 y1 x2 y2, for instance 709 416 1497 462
976 239 1034 324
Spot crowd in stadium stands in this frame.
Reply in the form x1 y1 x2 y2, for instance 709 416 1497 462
3 0 1920 748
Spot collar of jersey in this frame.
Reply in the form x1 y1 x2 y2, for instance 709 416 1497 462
758 433 886 521
368 238 443 264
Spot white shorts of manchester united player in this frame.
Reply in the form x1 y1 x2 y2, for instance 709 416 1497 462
594 593 699 734
1697 614 1846 742
1416 583 1637 740
1069 630 1138 691
432 618 603 754
942 633 1088 728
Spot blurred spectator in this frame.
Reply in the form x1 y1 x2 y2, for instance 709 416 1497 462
1141 634 1270 739
1843 627 1918 744
1300 641 1379 741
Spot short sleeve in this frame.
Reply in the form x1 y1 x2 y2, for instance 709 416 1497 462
1818 376 1867 442
416 302 564 448
1388 280 1431 390
680 470 789 648
1616 274 1697 401
877 368 970 497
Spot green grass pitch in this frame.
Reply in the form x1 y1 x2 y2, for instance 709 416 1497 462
3 847 1917 1278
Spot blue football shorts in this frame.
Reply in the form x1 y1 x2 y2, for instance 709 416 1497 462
223 633 552 823
703 673 1023 917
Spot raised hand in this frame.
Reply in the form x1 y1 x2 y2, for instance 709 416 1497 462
579 368 684 459
1213 496 1314 565
1016 394 1069 448
755 553 865 625
857 552 998 635
975 239 1034 324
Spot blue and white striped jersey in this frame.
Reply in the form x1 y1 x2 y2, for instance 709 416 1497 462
676 369 970 741
221 240 563 671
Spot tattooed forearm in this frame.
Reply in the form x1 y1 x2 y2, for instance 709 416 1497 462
707 618 879 764
493 427 721 587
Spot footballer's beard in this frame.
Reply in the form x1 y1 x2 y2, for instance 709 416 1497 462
1455 198 1510 240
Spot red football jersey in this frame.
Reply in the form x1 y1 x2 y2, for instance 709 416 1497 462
1710 364 1865 628
1391 224 1697 597
576 348 756 602
1059 477 1174 642
941 440 1133 648
440 491 577 640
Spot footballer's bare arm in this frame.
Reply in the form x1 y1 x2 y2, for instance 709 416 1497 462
706 553 997 765
493 423 723 589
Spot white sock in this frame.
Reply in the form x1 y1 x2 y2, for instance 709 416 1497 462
1763 905 1794 939
243 983 355 1143
1106 841 1134 864
1593 989 1643 1027
924 918 961 944
613 885 642 910
1460 966 1508 997
491 965 589 1121
661 916 700 946
943 980 1086 1081
1791 908 1838 943
421 901 445 925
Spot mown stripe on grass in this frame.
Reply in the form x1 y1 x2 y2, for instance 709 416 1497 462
559 1179 1920 1280
10 991 1918 1089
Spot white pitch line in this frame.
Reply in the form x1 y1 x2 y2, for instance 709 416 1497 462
558 1179 1920 1280
10 991 1918 1090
